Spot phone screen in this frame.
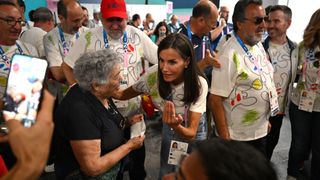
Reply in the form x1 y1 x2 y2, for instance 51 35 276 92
2 54 48 128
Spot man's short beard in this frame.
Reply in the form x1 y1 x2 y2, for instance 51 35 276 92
245 35 262 46
109 30 123 40
70 28 80 35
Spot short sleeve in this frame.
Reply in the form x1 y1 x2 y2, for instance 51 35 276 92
43 32 63 67
61 102 101 140
210 49 237 97
132 64 158 93
189 76 208 113
64 31 90 68
136 29 158 65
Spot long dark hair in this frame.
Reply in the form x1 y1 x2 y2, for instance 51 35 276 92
153 21 170 39
157 33 204 105
303 8 320 49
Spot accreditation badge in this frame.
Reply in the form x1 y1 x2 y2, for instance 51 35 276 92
269 90 280 116
298 90 316 112
168 140 188 165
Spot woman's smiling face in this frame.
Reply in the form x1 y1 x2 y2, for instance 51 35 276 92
159 48 190 85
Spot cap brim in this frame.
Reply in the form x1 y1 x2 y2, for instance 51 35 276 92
101 11 127 19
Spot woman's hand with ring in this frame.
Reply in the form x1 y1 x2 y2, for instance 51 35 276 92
162 101 183 128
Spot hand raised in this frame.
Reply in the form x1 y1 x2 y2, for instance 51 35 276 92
162 101 183 128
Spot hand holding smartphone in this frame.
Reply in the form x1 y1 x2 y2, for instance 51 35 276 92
159 31 166 38
2 54 48 128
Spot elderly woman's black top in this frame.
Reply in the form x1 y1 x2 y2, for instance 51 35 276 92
54 84 125 179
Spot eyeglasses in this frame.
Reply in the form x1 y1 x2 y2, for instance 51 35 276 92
0 17 26 26
244 16 269 25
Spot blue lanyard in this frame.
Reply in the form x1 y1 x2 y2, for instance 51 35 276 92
103 29 129 75
234 33 261 73
103 29 127 51
187 22 208 58
0 43 23 62
186 23 192 41
58 26 79 55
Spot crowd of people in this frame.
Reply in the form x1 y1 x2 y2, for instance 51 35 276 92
0 0 319 179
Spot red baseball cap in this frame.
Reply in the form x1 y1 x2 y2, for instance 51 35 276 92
100 0 128 19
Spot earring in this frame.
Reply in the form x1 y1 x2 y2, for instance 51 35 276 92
185 65 188 68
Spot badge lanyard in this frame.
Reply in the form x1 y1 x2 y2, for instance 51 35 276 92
58 26 79 56
234 33 263 74
187 23 207 59
103 29 128 76
183 105 189 126
302 48 320 89
0 43 23 68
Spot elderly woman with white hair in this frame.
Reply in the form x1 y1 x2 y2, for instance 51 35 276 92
54 49 145 179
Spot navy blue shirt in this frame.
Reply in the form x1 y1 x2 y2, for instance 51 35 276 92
180 23 212 83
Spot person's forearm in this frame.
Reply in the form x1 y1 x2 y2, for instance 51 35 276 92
209 94 230 139
210 26 224 41
112 87 142 100
172 124 197 140
1 162 42 180
50 67 66 83
61 62 76 85
81 143 132 177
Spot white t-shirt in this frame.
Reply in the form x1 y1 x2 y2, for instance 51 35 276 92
64 25 158 116
216 34 233 53
291 45 320 112
43 25 88 67
210 35 277 141
64 25 158 86
267 42 291 113
20 27 47 57
132 65 208 116
0 41 38 98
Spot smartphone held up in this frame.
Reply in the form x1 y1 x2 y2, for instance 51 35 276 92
2 54 48 128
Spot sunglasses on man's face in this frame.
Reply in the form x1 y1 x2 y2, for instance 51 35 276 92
244 16 269 25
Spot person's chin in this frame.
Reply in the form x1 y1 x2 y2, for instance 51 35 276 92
7 37 19 44
71 28 80 34
256 31 264 36
163 76 173 83
109 32 123 40
9 33 20 40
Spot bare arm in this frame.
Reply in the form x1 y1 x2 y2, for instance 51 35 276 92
209 93 230 140
70 136 144 177
210 26 224 41
50 67 66 82
112 86 142 100
61 62 76 85
162 101 201 140
210 18 226 41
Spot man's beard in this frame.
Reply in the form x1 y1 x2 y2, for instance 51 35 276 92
108 29 123 39
70 27 80 35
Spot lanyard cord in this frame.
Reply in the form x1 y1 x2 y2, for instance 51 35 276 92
0 43 23 62
58 26 79 56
